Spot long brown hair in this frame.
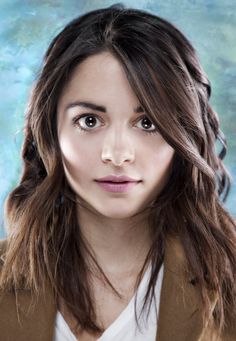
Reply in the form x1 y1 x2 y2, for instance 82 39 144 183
1 3 236 336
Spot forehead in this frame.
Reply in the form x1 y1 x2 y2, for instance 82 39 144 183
58 52 140 113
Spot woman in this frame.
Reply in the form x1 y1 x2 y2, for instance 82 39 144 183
0 3 235 340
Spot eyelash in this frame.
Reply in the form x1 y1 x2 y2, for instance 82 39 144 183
72 113 158 135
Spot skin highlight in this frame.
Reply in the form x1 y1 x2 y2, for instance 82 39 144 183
0 5 236 339
56 52 174 338
57 52 174 275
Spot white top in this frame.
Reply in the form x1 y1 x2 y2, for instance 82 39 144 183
53 263 164 341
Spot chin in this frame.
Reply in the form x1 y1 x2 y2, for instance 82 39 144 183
94 205 143 220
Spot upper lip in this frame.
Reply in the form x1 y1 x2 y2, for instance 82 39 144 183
95 175 141 183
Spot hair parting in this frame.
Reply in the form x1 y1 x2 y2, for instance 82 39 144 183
1 3 236 337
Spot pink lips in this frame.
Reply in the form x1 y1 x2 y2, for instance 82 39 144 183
95 175 141 193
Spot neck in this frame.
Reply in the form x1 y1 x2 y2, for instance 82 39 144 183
77 205 152 276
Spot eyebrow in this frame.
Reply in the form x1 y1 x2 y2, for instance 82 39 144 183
65 101 144 114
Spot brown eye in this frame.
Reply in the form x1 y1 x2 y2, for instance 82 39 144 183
136 116 157 134
72 114 103 130
83 116 97 128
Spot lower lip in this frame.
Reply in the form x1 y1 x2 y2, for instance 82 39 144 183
95 181 140 193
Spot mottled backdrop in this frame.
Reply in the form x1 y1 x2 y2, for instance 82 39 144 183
0 0 235 238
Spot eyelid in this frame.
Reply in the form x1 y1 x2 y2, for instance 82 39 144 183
72 113 103 126
134 114 157 132
72 113 157 133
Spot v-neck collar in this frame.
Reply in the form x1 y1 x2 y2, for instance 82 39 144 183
0 236 218 341
95 263 163 340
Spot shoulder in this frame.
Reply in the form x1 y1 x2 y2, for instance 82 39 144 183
164 235 189 274
165 236 236 340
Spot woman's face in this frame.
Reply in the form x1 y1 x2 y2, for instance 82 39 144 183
57 52 174 219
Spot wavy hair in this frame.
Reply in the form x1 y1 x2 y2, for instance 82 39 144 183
1 3 236 337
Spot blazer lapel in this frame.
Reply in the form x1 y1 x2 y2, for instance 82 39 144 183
0 239 57 341
156 237 218 341
0 279 57 341
0 237 219 341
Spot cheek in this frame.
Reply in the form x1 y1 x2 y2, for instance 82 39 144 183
154 144 174 165
142 136 174 170
148 143 175 182
59 133 89 175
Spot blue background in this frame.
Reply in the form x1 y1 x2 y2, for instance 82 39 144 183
0 0 235 237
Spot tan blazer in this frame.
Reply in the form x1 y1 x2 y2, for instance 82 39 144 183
0 237 235 341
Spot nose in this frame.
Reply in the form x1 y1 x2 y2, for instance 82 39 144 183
101 129 135 166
